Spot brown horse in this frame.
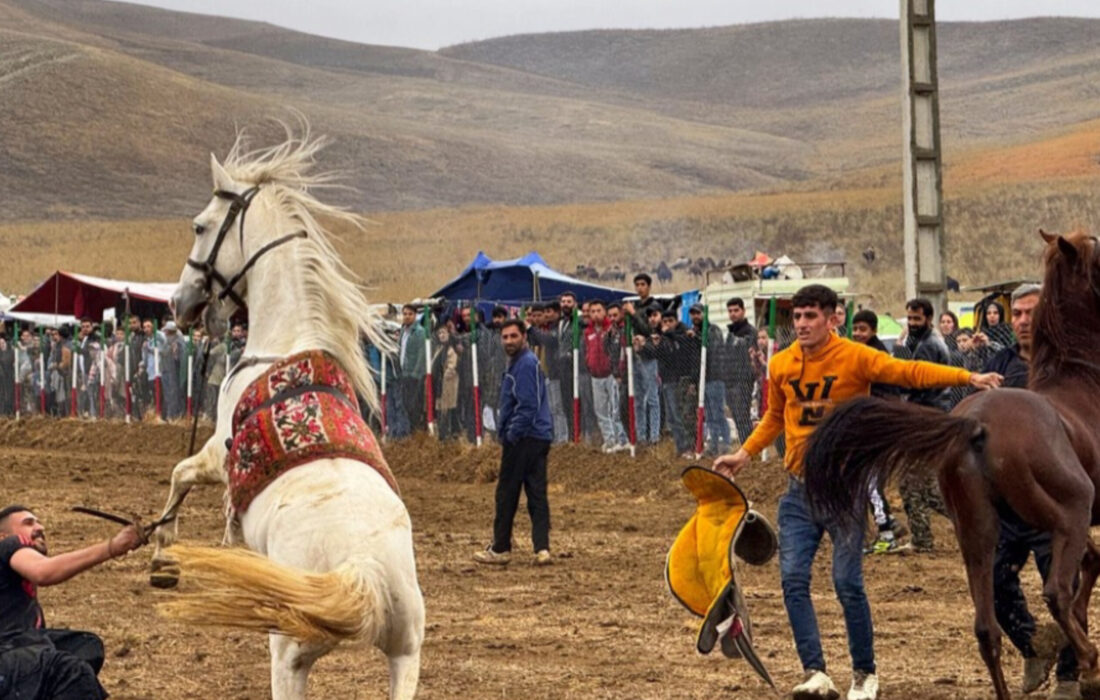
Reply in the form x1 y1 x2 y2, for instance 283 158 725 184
801 230 1100 700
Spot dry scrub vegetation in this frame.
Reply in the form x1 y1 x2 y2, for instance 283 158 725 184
3 175 1098 312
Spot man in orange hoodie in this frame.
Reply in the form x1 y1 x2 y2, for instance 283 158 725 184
713 284 1001 700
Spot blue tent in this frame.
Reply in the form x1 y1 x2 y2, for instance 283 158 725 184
432 251 630 303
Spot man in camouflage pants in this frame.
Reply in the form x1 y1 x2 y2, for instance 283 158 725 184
894 299 951 551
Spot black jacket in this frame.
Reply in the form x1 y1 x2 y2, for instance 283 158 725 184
895 326 953 410
982 344 1029 390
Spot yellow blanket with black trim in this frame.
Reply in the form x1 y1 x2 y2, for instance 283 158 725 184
666 467 746 616
666 466 776 689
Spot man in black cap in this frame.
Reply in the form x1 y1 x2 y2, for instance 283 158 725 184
654 310 692 457
723 297 758 447
688 303 730 455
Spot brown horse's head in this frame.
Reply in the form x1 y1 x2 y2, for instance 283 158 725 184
1033 229 1100 386
1040 229 1100 303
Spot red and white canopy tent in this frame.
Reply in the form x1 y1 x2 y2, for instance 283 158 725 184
7 270 177 324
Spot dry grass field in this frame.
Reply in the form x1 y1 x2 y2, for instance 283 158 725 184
3 172 1098 311
0 418 1078 699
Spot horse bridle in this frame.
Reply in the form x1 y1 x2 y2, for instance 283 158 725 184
186 186 306 309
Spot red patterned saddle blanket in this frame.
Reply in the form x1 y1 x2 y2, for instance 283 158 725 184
227 350 398 515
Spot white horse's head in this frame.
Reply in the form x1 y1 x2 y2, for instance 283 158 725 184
172 126 392 410
172 154 259 332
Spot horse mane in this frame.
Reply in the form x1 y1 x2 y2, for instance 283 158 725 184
222 124 391 411
1030 230 1100 390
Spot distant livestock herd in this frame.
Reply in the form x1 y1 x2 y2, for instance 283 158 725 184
574 257 737 285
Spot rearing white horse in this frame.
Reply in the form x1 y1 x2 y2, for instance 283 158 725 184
157 128 423 700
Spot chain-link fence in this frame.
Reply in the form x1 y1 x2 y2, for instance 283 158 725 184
361 301 775 458
8 298 954 465
0 318 238 423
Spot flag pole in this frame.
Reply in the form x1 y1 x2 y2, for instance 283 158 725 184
423 308 435 437
186 329 194 418
70 330 78 417
572 306 581 443
98 321 107 418
12 322 20 420
694 304 709 459
38 329 46 415
471 307 483 447
153 319 162 420
625 313 636 458
379 351 388 440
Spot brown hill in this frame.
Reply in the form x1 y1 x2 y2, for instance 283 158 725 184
2 0 1100 222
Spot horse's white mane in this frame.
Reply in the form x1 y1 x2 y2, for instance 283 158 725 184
223 123 391 412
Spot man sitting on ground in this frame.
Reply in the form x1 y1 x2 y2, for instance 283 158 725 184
0 504 144 699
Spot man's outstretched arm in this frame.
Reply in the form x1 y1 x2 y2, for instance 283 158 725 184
10 525 144 587
862 344 1002 390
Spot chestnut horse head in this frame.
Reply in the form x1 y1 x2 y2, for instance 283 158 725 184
1032 230 1100 389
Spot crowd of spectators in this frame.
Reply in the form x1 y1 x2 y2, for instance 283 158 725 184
0 317 246 422
1 280 1018 461
364 275 772 455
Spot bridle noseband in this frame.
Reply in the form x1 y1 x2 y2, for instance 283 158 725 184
186 186 306 309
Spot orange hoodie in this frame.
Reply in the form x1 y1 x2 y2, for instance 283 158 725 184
741 334 971 476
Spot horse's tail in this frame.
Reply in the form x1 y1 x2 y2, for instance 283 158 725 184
158 545 383 645
803 396 984 533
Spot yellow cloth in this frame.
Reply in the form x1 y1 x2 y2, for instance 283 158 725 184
666 467 748 617
666 466 777 688
742 333 972 475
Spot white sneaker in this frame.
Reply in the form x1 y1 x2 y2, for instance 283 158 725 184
472 546 510 565
792 670 840 700
534 549 552 566
847 671 878 700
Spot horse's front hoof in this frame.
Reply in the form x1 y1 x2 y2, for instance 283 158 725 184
150 559 181 589
1079 671 1100 700
150 568 180 589
1033 622 1068 659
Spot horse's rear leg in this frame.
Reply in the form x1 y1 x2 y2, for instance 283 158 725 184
942 464 1012 700
387 650 421 700
1071 540 1100 632
381 550 424 700
149 440 226 588
1045 526 1100 693
269 633 332 700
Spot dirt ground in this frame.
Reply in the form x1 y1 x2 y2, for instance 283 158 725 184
0 418 1069 699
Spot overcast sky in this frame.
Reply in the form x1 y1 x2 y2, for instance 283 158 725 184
124 0 1100 50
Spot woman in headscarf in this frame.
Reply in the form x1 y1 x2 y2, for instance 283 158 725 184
979 300 1015 349
431 325 461 440
938 311 961 352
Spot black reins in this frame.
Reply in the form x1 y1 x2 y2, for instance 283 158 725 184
186 186 306 309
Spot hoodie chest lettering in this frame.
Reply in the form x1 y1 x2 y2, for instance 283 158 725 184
788 375 838 426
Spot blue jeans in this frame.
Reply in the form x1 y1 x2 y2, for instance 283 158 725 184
634 359 660 444
703 380 729 454
591 375 627 447
778 478 875 673
661 382 690 453
386 382 411 438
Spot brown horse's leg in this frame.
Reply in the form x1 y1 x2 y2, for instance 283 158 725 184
942 463 1012 700
1044 526 1100 692
1071 540 1100 632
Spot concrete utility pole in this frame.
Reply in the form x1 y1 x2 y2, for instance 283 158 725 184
900 0 946 315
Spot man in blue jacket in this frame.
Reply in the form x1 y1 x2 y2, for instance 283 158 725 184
474 319 554 566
